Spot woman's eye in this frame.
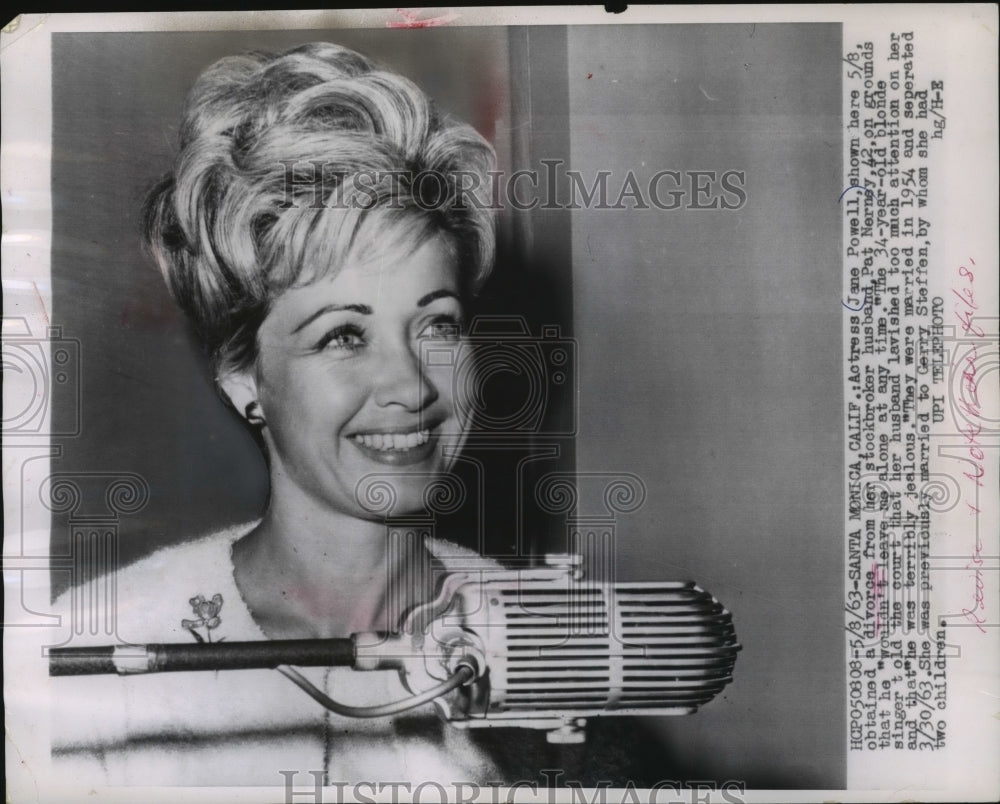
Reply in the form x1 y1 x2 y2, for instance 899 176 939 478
314 325 366 352
420 316 464 341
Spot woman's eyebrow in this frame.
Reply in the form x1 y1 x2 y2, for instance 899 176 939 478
291 303 373 334
290 291 458 335
417 289 461 307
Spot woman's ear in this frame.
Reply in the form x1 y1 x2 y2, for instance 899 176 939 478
217 369 265 427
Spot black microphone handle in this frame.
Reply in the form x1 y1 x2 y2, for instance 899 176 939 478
49 638 357 676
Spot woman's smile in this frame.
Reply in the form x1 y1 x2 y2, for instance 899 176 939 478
349 426 439 465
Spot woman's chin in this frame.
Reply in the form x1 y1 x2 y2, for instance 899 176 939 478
347 461 459 519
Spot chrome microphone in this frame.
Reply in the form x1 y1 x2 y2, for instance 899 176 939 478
356 555 741 743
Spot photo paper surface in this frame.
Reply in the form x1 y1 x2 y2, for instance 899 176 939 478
3 6 997 803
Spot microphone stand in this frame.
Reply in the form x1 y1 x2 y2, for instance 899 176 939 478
49 638 357 675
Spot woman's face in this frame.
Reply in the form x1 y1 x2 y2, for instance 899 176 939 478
234 233 471 519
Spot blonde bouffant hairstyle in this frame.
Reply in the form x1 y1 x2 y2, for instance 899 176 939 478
142 42 496 376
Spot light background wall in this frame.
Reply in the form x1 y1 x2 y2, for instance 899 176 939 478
563 24 843 787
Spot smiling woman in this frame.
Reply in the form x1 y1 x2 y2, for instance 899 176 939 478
51 41 507 785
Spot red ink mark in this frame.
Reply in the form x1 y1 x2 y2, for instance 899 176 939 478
963 529 986 632
953 259 988 632
950 286 978 310
31 281 49 325
962 605 987 632
954 259 985 337
386 8 460 28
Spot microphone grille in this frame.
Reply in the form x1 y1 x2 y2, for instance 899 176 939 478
484 580 740 715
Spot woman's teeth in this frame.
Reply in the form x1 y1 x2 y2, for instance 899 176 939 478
353 430 430 451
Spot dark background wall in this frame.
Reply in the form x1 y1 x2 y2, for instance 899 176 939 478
51 24 843 788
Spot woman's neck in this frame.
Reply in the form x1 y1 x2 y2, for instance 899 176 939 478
232 480 437 640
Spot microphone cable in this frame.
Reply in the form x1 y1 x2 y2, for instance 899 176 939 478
275 663 474 718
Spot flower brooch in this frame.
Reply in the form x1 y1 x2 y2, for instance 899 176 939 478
182 594 223 643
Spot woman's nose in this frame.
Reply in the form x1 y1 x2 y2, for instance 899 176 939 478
372 340 439 411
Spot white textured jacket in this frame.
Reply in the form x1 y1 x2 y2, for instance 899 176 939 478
50 525 504 787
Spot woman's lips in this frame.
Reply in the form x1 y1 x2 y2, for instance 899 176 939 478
353 429 430 450
349 428 439 466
